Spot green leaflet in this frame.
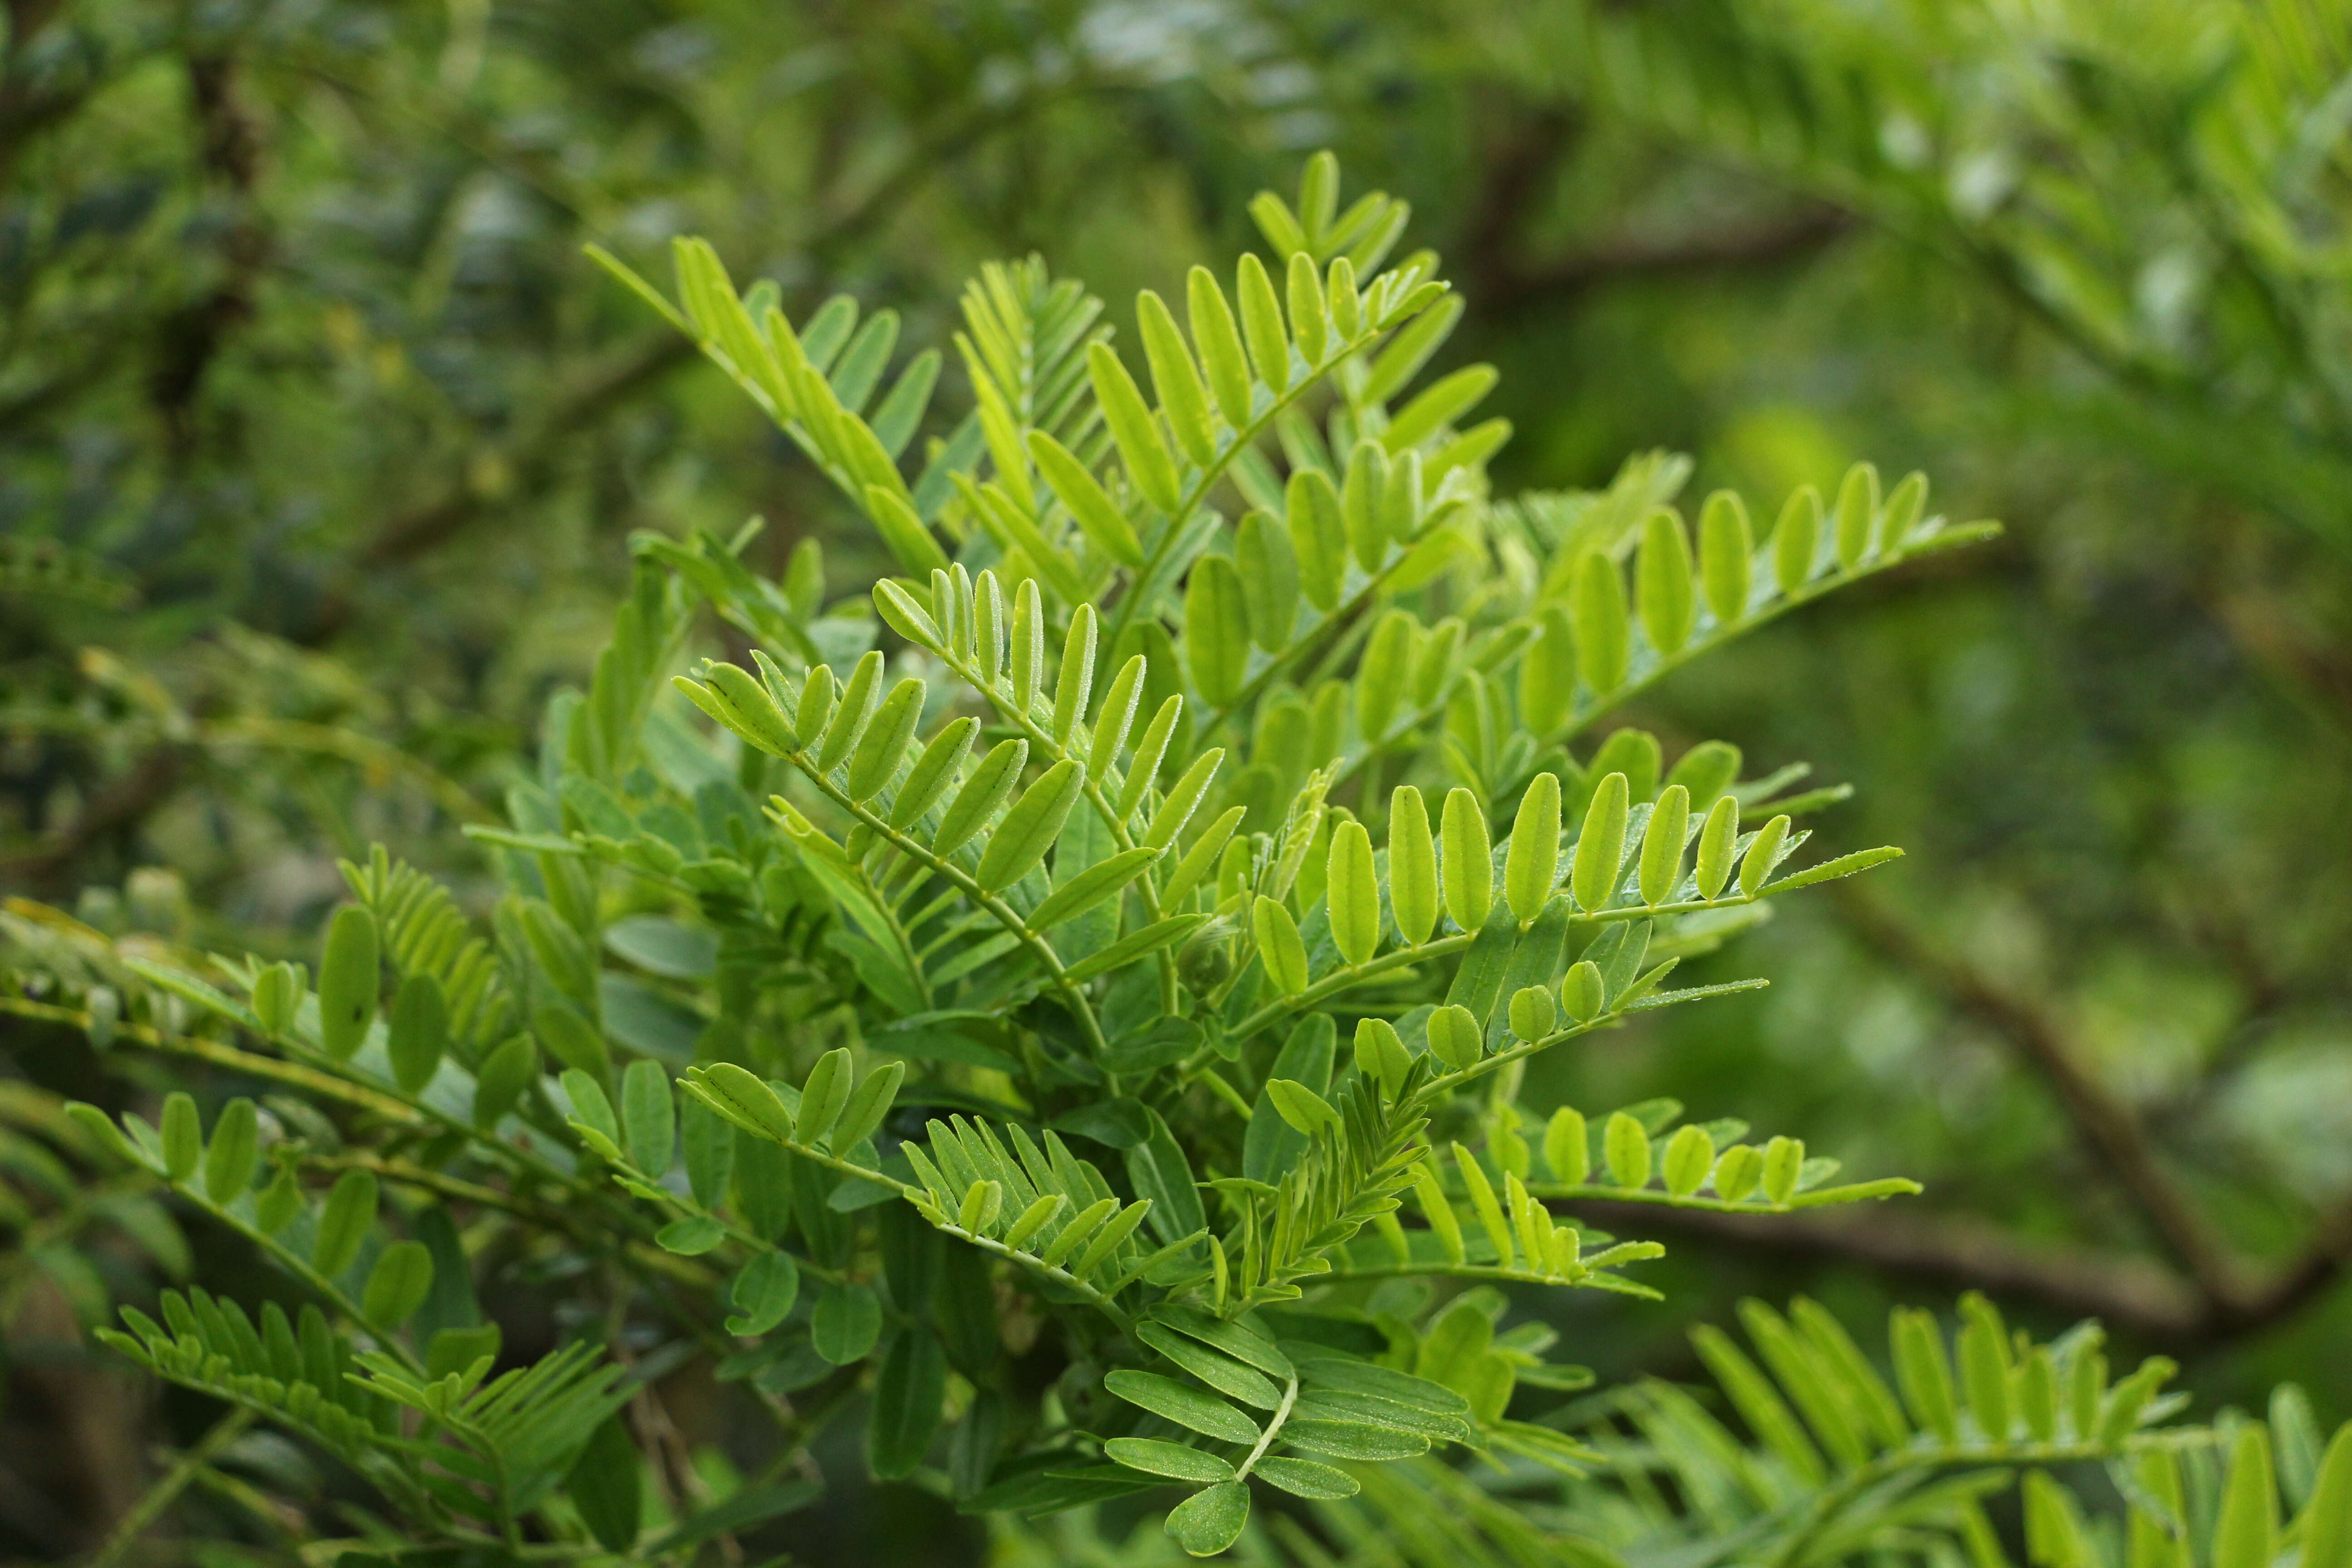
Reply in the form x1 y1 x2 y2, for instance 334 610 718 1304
1146 748 1224 850
1699 489 1753 626
724 1252 799 1336
1773 485 1823 593
1427 1003 1483 1071
1326 818 1381 965
1384 363 1496 451
1357 610 1414 740
935 738 1029 858
1186 555 1250 708
1029 429 1142 566
1106 1437 1234 1484
474 1036 539 1128
1011 578 1044 713
1118 696 1185 819
816 649 886 776
1834 461 1880 571
1267 1078 1340 1135
1137 287 1216 467
386 973 447 1093
1504 771 1562 925
1186 265 1252 429
1235 252 1291 391
1166 1482 1250 1557
1523 603 1576 734
812 1281 883 1364
2214 1427 2277 1568
1441 785 1493 933
1254 1457 1358 1499
1088 340 1180 514
1138 1323 1283 1408
314 1169 377 1279
891 717 979 830
1104 1370 1260 1445
2305 1426 2352 1568
1387 784 1438 946
1254 896 1310 995
847 677 925 802
1287 250 1330 363
1638 507 1696 654
1544 1107 1589 1184
1342 439 1391 570
1288 466 1348 611
1572 772 1631 912
1052 605 1097 746
1639 784 1691 906
568 1415 643 1553
1740 814 1793 898
363 1240 435 1326
1603 1110 1651 1189
1235 510 1298 652
317 903 380 1061
1694 794 1741 900
621 1059 674 1174
974 759 1085 892
796 1049 853 1147
201 1098 259 1202
869 1329 948 1480
1029 846 1161 930
1087 654 1147 779
1573 551 1631 693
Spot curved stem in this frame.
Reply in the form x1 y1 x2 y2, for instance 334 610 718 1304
1233 1374 1299 1481
0 996 421 1124
922 1214 1133 1330
87 1408 258 1568
173 1177 427 1377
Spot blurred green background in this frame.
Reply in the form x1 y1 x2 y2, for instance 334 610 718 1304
5 0 2350 1559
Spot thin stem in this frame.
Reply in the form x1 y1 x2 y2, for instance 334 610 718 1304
0 997 421 1124
88 1407 259 1568
1233 1374 1299 1481
922 1214 1134 1330
1317 1261 1578 1287
1525 1179 1920 1213
1545 528 1997 752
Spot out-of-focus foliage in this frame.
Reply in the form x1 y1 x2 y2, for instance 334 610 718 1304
2 0 2349 1562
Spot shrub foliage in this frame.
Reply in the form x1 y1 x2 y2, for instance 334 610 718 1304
8 154 2346 1564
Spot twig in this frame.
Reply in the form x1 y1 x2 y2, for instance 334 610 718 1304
86 1407 257 1568
1823 884 2352 1346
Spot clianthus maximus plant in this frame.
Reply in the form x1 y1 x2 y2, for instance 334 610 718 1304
16 153 2352 1566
